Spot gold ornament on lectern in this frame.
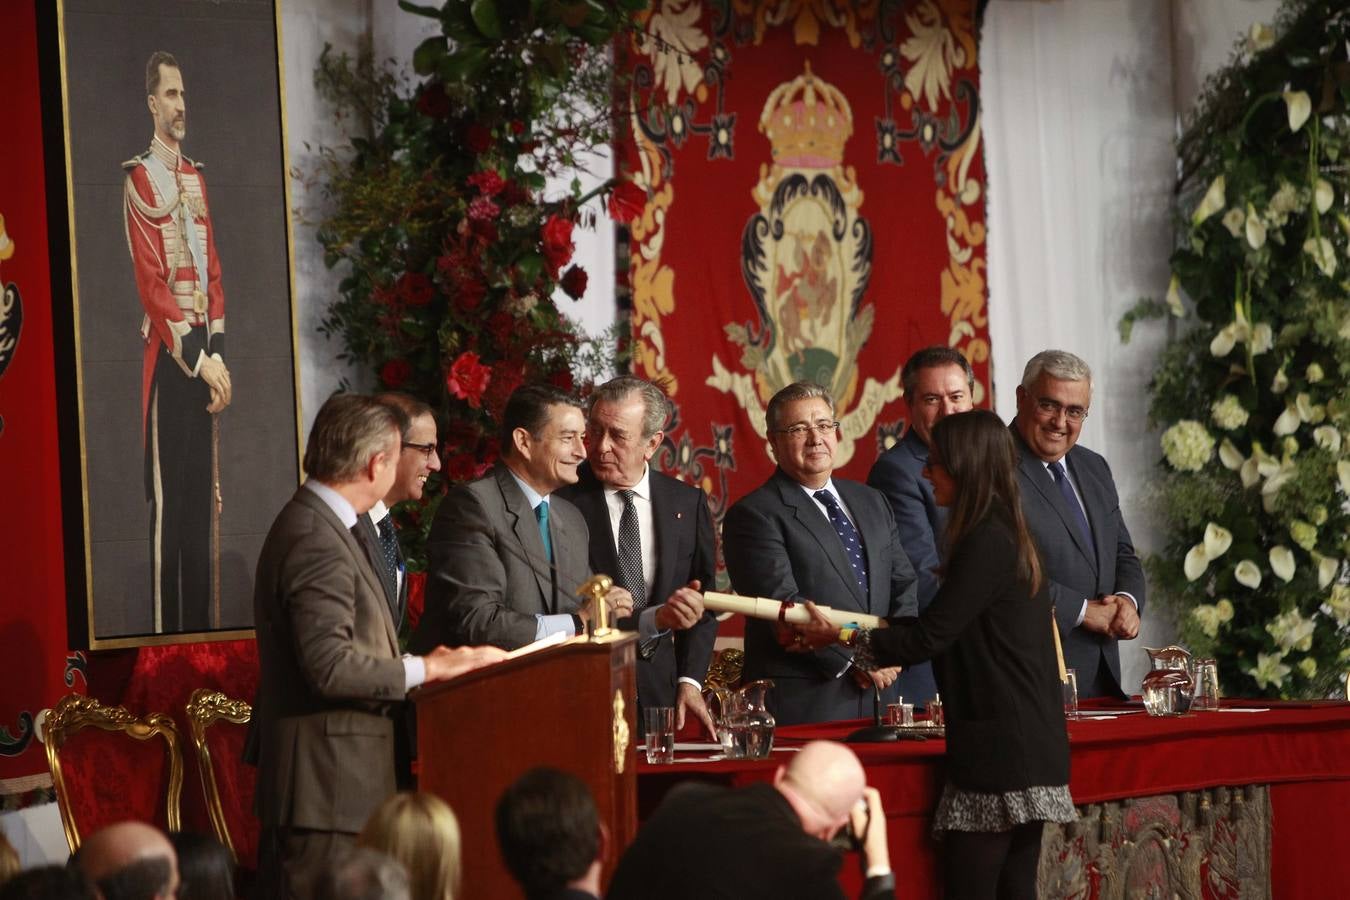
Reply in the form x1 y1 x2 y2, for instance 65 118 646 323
577 574 614 638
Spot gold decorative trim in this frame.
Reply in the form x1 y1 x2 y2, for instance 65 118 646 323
40 693 184 852
612 690 629 774
705 648 745 691
185 688 252 860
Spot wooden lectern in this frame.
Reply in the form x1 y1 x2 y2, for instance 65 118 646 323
414 634 639 898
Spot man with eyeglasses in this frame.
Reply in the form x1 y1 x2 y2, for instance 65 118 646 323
866 346 976 705
1012 350 1145 698
723 382 917 725
410 384 633 652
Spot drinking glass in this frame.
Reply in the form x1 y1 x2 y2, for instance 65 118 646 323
1062 668 1079 720
644 707 675 764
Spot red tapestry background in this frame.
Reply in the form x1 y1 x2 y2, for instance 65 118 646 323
619 0 989 561
0 0 79 796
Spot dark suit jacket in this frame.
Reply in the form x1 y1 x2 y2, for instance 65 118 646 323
865 430 941 703
556 465 718 713
1011 424 1147 697
723 470 917 725
249 485 406 835
870 511 1070 793
410 463 592 652
607 782 894 900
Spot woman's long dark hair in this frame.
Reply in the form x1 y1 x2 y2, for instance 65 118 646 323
930 409 1043 594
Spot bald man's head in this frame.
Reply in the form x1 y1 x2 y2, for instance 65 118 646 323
72 822 178 900
773 741 867 841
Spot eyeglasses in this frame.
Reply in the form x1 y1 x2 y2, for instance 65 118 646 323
401 441 438 460
1035 398 1089 423
774 421 840 439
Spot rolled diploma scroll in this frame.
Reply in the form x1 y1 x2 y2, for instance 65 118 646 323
703 591 883 629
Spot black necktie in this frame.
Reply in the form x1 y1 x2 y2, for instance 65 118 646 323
376 515 400 582
617 489 649 610
1050 461 1093 547
813 489 869 594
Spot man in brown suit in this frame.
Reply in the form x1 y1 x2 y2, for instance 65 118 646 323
250 393 505 899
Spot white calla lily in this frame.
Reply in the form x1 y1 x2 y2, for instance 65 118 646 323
1256 445 1280 477
1218 438 1245 470
1222 207 1246 237
1192 175 1226 226
1250 322 1273 354
1245 202 1267 248
1165 274 1184 317
1313 425 1341 454
1203 522 1233 559
1248 22 1275 51
1249 652 1291 691
1210 323 1239 357
1239 455 1261 488
1315 554 1340 590
1184 544 1210 581
1269 546 1296 582
1315 179 1334 214
1296 392 1315 422
1235 559 1262 589
1273 404 1301 435
1303 236 1337 277
1271 366 1289 394
1283 91 1311 132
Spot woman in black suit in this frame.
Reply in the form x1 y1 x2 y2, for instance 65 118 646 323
793 409 1073 900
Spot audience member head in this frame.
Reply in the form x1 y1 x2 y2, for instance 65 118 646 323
584 376 671 489
496 768 603 899
376 393 441 505
765 382 838 490
0 865 97 900
303 392 407 512
358 792 461 900
929 409 1042 592
314 847 409 900
499 385 586 495
167 832 233 900
901 346 975 446
70 821 178 900
1015 349 1092 463
772 741 866 842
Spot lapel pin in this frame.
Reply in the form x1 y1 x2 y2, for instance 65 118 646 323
676 512 683 519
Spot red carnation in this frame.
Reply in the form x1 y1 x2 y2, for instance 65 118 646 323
510 120 525 135
549 367 575 392
467 195 501 223
500 181 530 207
541 214 575 275
607 180 647 224
466 124 493 154
454 277 488 313
416 84 451 119
398 272 434 307
467 169 506 196
380 358 412 389
559 264 588 300
446 350 492 409
406 571 427 629
487 311 515 347
372 285 399 308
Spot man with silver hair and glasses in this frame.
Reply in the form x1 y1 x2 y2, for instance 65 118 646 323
249 393 505 898
1011 350 1145 698
557 376 718 735
723 382 917 725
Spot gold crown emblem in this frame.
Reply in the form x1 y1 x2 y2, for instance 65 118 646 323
759 62 853 169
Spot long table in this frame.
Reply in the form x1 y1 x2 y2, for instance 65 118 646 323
637 701 1350 898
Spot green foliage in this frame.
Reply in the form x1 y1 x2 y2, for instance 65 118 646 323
1132 0 1350 698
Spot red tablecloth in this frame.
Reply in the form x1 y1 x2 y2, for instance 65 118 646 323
638 701 1350 898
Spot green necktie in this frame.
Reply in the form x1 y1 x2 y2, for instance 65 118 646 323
535 501 553 564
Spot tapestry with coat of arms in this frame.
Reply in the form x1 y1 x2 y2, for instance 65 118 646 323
618 0 990 571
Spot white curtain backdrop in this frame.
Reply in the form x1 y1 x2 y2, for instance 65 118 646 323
982 0 1280 692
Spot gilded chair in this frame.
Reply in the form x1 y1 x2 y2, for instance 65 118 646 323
39 693 183 852
185 688 256 866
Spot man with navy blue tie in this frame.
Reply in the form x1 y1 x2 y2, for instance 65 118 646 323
866 347 975 705
1011 350 1145 698
723 382 917 725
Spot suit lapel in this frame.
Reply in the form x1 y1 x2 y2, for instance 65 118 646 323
353 514 399 621
1066 450 1110 577
836 480 885 616
775 472 866 610
296 488 399 653
648 473 679 601
495 466 556 613
1016 443 1097 572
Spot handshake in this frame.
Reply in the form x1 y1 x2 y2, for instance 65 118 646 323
1082 593 1139 640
